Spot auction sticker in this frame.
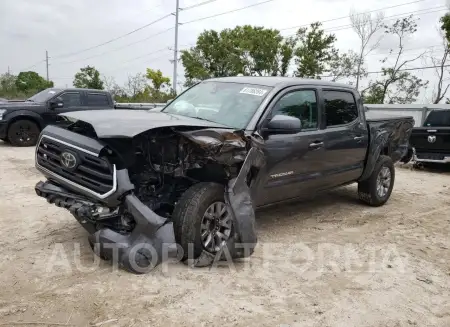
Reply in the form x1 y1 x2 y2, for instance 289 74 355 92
239 87 268 96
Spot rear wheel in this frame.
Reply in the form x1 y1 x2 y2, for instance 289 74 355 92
172 182 234 261
7 119 40 146
358 155 395 207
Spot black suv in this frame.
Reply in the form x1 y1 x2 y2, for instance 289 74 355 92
0 88 115 146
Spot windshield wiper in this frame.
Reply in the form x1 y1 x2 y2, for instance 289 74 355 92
193 116 216 123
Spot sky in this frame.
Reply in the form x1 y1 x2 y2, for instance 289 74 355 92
0 0 448 102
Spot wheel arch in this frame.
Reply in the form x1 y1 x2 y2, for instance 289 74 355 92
359 133 390 182
6 111 45 133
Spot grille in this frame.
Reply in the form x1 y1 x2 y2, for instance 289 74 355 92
36 136 114 196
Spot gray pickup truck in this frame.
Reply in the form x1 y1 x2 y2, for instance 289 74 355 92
34 77 414 273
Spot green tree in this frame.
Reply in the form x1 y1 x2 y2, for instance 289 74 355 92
144 68 175 102
73 66 104 89
0 73 17 93
441 13 450 44
15 71 53 92
180 26 296 85
181 29 243 86
362 16 427 104
294 22 338 78
145 68 170 92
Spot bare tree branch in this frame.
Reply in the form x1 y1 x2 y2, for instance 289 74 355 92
430 29 450 103
350 10 385 90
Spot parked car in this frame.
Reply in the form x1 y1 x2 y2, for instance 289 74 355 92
409 109 450 164
0 88 115 146
33 77 414 273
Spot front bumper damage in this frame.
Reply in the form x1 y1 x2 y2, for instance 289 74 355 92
35 179 176 273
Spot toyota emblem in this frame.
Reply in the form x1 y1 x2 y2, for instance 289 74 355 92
61 151 77 169
427 135 436 143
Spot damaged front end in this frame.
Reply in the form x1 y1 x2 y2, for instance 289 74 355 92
34 122 264 273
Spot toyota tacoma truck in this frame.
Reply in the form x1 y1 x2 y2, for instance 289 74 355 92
409 109 450 164
34 77 414 273
0 88 115 146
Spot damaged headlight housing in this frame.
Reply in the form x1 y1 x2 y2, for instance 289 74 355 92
0 109 7 120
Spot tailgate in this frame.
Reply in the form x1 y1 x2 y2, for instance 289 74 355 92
410 127 450 153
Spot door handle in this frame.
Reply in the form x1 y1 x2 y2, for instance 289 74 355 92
354 136 364 140
309 141 324 149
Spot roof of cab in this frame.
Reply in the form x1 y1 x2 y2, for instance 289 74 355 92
205 76 354 89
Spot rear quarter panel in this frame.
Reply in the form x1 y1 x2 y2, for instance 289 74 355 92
359 117 414 181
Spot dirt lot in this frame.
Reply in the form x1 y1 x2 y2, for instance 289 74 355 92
0 141 449 327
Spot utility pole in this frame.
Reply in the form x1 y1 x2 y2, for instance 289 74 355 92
7 66 10 75
172 0 180 94
45 50 49 81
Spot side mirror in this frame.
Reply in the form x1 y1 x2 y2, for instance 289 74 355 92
49 100 64 109
264 114 302 134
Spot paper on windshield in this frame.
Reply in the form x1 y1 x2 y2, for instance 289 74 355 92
239 87 268 97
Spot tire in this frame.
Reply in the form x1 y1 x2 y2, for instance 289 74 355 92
7 119 40 147
358 155 395 207
172 182 234 261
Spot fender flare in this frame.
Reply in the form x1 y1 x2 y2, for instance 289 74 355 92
4 110 45 132
359 130 390 181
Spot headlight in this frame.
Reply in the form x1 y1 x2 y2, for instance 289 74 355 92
0 109 7 120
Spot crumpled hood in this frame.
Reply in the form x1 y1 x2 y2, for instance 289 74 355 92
61 109 231 138
0 101 43 110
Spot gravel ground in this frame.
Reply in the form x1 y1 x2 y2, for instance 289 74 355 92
0 141 449 327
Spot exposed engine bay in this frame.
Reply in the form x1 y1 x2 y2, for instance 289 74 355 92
35 120 264 273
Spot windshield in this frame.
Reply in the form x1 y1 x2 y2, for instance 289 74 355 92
27 88 61 103
163 81 272 129
423 110 450 127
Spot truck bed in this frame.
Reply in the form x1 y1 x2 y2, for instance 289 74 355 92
365 111 414 122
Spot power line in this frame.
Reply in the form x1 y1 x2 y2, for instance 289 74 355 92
368 44 443 57
52 13 173 59
320 64 450 78
281 6 446 38
51 51 171 80
95 53 171 74
49 1 220 66
323 7 446 33
181 0 279 25
278 0 428 32
121 47 170 65
181 0 219 11
53 28 174 65
177 2 441 50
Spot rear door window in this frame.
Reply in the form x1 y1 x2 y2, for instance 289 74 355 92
87 93 109 107
324 90 358 127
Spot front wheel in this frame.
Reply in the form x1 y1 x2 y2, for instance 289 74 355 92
7 119 40 146
172 182 234 262
358 155 395 207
